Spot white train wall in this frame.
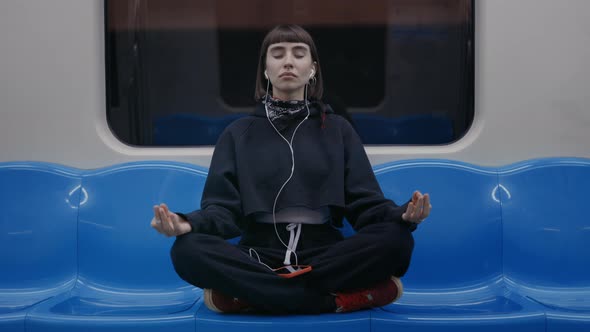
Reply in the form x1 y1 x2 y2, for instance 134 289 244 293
0 0 589 168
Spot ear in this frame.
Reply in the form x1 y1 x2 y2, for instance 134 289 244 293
310 62 317 78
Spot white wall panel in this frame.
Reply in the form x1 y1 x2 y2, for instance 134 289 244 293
0 0 589 168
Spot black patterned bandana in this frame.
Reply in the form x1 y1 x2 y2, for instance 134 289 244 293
263 95 309 131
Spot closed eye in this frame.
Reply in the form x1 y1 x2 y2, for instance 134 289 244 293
271 51 285 59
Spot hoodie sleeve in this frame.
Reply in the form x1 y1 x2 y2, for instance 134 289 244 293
341 119 416 232
178 129 244 239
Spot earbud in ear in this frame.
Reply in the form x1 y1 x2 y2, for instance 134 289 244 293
264 71 269 79
309 69 315 78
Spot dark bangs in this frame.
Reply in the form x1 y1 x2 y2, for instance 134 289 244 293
262 25 314 47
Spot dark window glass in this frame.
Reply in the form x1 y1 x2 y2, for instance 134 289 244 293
105 0 473 146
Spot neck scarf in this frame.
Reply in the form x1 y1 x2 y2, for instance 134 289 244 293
264 95 309 131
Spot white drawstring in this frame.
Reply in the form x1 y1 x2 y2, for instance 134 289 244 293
284 223 302 269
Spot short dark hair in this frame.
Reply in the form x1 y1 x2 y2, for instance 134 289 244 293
254 25 324 101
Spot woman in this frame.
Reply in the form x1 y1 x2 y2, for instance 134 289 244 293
151 25 431 314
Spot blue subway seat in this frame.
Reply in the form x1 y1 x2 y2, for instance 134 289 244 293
1 158 589 331
0 163 81 332
370 160 545 332
195 303 370 332
499 158 590 332
26 162 207 332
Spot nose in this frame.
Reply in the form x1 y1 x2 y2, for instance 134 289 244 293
283 52 294 68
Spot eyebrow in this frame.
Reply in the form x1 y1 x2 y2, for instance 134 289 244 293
269 45 309 52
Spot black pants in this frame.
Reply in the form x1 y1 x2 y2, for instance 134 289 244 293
170 221 414 314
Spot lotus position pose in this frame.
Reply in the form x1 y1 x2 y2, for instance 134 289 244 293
151 24 431 314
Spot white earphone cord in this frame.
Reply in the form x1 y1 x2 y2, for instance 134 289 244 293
264 78 311 268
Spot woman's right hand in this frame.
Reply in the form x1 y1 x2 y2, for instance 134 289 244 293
151 203 192 237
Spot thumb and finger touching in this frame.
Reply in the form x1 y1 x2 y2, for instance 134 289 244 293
404 191 432 223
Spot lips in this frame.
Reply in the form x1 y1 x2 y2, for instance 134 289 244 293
279 72 297 78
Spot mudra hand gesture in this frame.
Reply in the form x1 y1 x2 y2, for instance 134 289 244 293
151 203 192 237
402 191 431 224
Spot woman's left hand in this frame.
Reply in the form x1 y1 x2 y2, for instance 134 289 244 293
402 191 431 224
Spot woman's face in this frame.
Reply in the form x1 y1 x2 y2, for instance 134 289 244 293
265 42 315 100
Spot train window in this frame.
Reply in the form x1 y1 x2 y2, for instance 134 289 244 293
105 0 473 146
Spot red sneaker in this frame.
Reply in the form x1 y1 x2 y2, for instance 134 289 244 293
334 276 403 313
203 289 252 313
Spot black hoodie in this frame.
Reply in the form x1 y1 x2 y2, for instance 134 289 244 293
180 101 413 247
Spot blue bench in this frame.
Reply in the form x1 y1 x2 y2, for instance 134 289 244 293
25 162 207 332
371 160 545 332
499 159 590 332
1 158 588 332
0 163 80 332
